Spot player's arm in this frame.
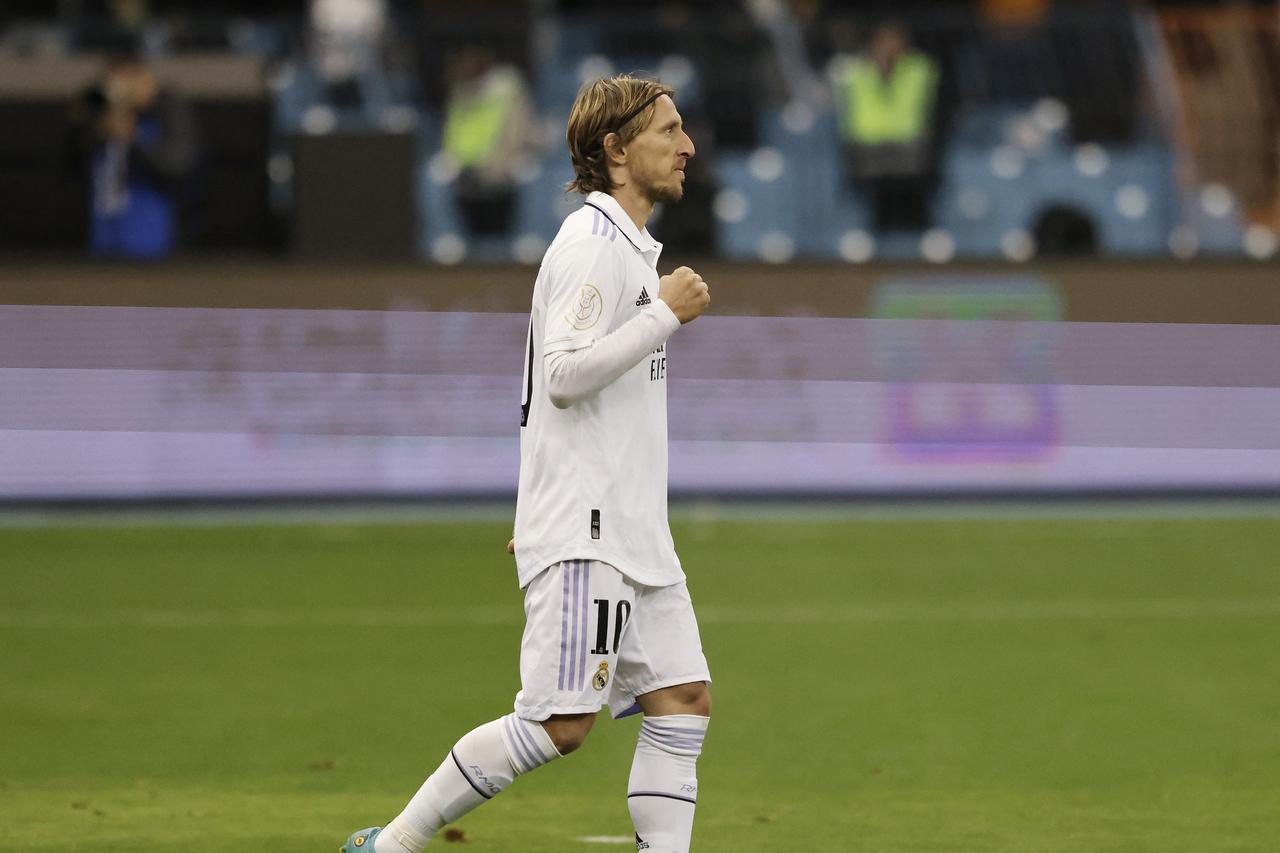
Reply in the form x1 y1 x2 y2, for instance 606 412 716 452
543 262 710 409
545 305 676 408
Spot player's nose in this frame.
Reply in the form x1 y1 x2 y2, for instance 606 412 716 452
679 130 695 159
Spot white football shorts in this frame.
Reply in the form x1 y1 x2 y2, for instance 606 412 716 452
514 559 711 721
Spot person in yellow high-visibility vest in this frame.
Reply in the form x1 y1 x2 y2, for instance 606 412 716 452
442 44 536 238
830 21 939 232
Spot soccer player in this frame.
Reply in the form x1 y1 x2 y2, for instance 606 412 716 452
341 75 712 852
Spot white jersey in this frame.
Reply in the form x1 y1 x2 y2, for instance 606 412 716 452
513 191 682 589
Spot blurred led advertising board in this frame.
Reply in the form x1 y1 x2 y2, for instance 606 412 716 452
3 276 1279 499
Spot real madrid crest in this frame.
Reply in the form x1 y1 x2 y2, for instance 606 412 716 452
592 661 610 691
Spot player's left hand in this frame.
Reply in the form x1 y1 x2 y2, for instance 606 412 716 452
506 538 515 555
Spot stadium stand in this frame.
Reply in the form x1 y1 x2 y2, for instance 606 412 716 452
0 1 1275 262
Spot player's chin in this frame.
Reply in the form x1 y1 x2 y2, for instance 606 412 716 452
654 183 684 204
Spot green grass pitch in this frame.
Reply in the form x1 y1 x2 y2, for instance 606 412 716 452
2 509 1279 852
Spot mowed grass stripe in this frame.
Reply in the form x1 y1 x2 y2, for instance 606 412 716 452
3 596 1279 629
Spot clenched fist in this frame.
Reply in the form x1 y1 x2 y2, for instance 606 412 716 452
657 266 710 324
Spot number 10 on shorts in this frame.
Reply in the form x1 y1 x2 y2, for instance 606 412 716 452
592 599 632 655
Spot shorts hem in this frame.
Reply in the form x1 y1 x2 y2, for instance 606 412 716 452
514 700 607 722
515 552 684 590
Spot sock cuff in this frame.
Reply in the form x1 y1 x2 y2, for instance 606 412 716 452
639 714 709 756
501 713 560 775
382 823 430 853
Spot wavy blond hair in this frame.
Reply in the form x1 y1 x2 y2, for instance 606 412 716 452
565 74 675 195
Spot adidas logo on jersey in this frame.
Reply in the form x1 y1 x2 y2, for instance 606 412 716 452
635 287 651 307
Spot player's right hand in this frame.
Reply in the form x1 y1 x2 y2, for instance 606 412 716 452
657 266 710 325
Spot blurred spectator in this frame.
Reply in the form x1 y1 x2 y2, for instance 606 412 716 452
748 0 829 110
598 0 779 150
969 0 1055 106
70 52 199 259
1048 0 1140 145
830 20 939 232
415 2 532 112
75 0 158 52
978 0 1049 30
971 0 1138 143
441 43 535 238
783 0 839 74
309 0 391 115
683 0 777 150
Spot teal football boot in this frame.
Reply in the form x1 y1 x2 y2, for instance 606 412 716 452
340 826 381 852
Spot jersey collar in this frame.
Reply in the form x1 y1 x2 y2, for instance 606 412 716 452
584 191 663 267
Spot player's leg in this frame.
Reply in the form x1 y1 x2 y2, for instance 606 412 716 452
629 681 710 853
367 709 567 853
349 560 628 853
612 581 712 853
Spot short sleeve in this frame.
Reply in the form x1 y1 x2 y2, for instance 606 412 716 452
543 236 625 354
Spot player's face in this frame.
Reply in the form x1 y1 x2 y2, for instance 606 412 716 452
627 95 695 205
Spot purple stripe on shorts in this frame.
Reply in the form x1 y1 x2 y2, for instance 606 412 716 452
579 560 590 689
558 563 571 691
568 561 581 690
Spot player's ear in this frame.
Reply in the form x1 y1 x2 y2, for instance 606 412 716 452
602 131 627 166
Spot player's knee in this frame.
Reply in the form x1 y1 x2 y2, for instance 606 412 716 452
664 681 712 717
540 712 597 755
676 681 712 717
638 680 712 717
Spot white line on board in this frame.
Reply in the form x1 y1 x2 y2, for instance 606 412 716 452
576 837 633 845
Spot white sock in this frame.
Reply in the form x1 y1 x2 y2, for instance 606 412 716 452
375 713 561 853
627 715 709 853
